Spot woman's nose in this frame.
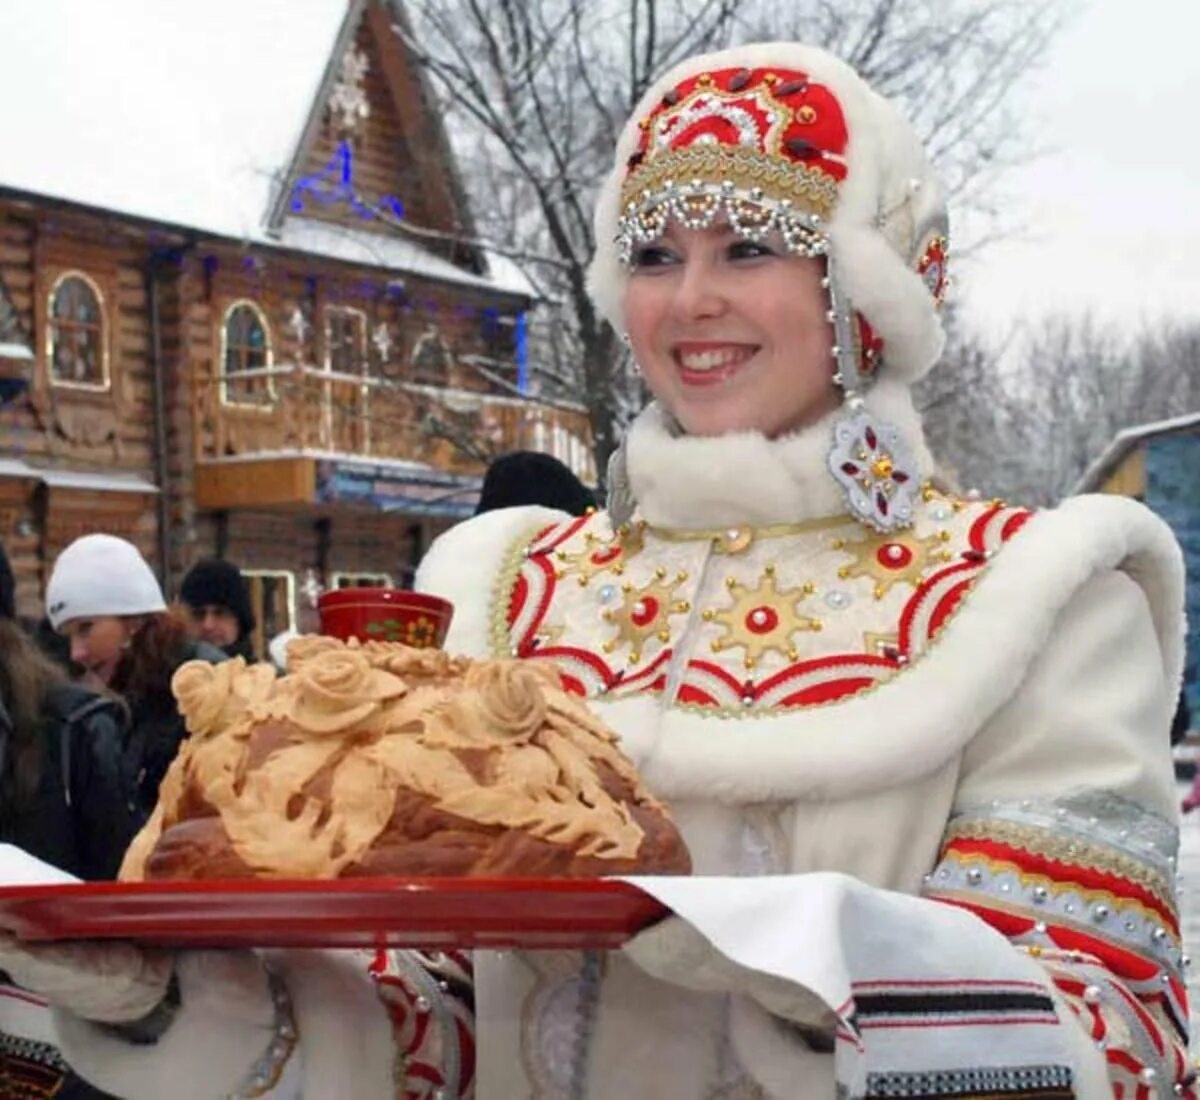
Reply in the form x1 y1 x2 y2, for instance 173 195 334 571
670 259 726 322
69 637 89 664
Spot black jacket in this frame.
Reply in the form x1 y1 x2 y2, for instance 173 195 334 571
121 639 225 822
0 685 132 1100
0 683 137 881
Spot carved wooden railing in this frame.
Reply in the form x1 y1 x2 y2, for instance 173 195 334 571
194 361 596 483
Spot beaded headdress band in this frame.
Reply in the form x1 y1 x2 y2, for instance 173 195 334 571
616 67 848 265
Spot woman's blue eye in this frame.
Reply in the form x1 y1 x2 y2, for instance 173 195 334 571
630 245 677 269
728 240 776 260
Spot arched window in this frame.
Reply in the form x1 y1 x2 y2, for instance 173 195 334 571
411 325 450 385
221 301 274 406
47 273 108 389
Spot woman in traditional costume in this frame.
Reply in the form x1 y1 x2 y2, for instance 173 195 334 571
0 42 1188 1100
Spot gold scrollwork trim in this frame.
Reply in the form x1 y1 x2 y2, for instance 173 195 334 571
620 144 840 219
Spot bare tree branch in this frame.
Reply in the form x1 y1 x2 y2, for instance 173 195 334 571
395 0 1070 479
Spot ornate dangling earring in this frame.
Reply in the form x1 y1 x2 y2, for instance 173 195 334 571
605 443 635 529
823 255 920 533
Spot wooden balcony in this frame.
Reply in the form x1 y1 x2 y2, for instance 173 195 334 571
192 360 595 516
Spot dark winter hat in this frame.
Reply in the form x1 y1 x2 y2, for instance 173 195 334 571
179 558 255 637
475 451 597 517
0 538 14 620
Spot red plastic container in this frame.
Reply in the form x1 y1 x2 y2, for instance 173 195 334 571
317 588 454 648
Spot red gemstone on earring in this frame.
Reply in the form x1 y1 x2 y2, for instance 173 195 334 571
841 462 860 476
876 492 890 516
865 426 878 450
892 470 909 484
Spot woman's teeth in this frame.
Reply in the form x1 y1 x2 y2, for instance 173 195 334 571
677 347 754 371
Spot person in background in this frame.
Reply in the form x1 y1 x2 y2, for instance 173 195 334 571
0 540 134 1099
0 539 135 876
178 557 257 662
475 450 597 516
44 534 224 822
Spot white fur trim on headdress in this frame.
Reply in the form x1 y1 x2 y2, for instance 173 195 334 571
587 42 948 382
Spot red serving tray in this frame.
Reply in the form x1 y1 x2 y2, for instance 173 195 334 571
0 877 668 950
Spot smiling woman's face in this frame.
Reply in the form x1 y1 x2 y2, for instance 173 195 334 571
622 221 839 439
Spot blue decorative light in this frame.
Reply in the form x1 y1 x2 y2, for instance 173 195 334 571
515 310 529 394
289 140 406 224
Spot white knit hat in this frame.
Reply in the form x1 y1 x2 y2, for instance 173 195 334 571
586 42 949 383
46 534 166 629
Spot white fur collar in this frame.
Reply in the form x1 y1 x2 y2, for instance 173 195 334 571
624 378 934 528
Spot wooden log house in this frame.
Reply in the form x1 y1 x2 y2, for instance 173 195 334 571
0 0 594 653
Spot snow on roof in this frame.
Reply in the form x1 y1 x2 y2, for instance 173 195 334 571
1074 411 1200 493
276 219 535 297
0 457 159 494
0 0 533 299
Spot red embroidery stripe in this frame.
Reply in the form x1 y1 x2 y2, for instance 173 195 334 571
968 505 1007 551
927 577 974 639
507 572 529 630
1002 510 1033 541
532 645 619 694
898 561 979 652
756 652 895 689
620 648 672 689
779 676 877 706
533 515 591 554
935 895 1164 983
943 836 1178 932
515 554 557 654
857 1016 1059 1030
1109 975 1167 1056
685 658 744 694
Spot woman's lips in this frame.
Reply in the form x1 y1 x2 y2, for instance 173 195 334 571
672 342 759 387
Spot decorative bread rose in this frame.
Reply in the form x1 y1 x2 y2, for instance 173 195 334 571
469 661 547 742
425 660 548 750
291 648 408 734
173 659 278 739
172 661 233 738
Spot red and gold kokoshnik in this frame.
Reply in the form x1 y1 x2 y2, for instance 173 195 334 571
616 66 850 263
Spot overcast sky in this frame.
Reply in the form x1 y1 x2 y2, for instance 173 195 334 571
954 0 1199 338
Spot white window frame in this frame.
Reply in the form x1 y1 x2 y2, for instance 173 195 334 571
46 270 110 392
331 570 393 590
219 299 277 408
